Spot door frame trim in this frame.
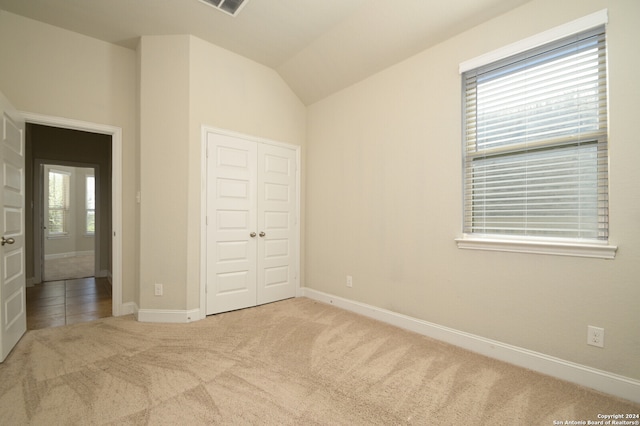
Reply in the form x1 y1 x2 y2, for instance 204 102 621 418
22 112 123 317
200 125 301 319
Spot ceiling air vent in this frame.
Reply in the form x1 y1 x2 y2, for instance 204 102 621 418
198 0 249 17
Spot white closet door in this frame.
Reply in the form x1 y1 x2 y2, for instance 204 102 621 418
206 133 257 315
206 130 298 315
256 144 296 305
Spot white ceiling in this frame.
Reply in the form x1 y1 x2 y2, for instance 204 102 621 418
0 0 531 105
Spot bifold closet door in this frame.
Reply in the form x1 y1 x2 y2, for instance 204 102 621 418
206 132 297 315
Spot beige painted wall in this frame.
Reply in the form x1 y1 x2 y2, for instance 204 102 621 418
138 35 191 311
188 36 306 310
305 0 640 380
2 0 635 384
0 11 137 303
1 11 305 313
138 35 306 311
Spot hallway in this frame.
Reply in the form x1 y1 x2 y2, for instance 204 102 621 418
26 277 112 330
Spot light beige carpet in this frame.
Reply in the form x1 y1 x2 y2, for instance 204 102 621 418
0 298 637 425
43 254 95 282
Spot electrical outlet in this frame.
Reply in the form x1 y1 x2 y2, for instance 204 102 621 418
346 275 353 288
587 325 604 348
154 283 163 296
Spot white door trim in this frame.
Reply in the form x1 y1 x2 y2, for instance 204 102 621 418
21 112 123 317
200 125 301 319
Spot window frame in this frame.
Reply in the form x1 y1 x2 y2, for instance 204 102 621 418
46 168 71 238
85 174 96 236
456 9 616 259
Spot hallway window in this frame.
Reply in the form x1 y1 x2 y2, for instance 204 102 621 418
86 175 95 235
48 169 70 235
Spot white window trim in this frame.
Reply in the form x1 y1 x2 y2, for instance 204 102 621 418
456 235 617 259
459 9 608 74
46 233 69 240
457 9 616 259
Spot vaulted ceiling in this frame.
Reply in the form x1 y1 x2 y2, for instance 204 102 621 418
0 0 531 105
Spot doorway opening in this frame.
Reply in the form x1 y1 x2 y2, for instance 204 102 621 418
41 164 97 282
25 120 120 329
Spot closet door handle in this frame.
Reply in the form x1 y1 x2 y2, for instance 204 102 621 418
259 232 266 237
250 232 257 238
1 237 15 246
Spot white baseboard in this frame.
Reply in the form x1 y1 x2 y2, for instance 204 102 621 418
96 269 109 278
300 288 640 404
119 302 138 316
44 250 95 260
137 308 200 323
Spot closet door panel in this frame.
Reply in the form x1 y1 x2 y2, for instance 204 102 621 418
206 134 257 315
257 144 296 305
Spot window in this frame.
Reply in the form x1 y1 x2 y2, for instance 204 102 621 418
48 169 70 236
459 21 613 257
86 175 95 235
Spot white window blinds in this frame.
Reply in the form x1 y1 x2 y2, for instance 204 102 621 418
86 175 96 234
48 170 71 235
462 25 608 240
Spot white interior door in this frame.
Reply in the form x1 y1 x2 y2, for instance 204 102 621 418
257 143 296 305
206 133 258 315
0 92 26 362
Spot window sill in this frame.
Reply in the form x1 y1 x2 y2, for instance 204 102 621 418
47 234 69 240
455 235 617 259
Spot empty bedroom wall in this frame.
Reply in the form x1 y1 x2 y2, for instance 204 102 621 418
0 11 137 303
305 0 640 380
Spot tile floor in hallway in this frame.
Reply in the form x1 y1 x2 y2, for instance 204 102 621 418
26 277 112 330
